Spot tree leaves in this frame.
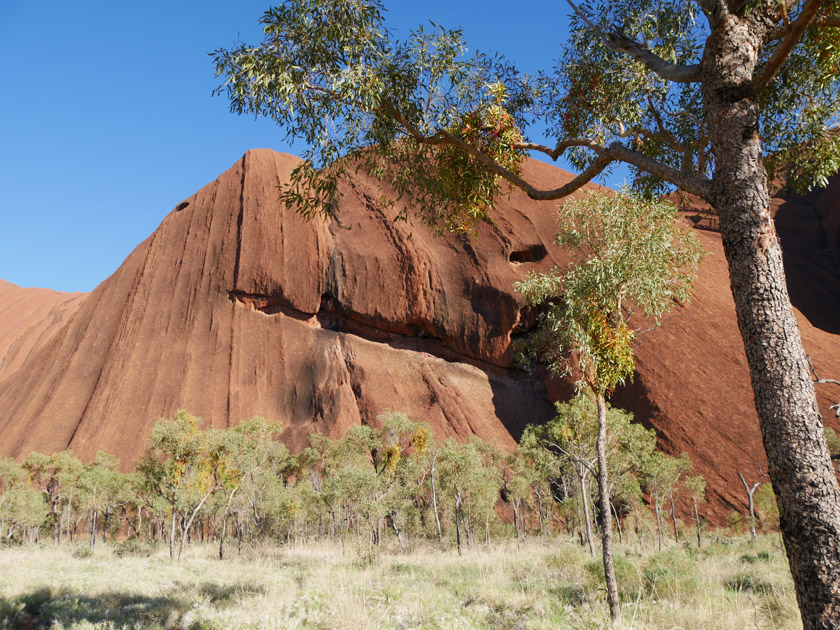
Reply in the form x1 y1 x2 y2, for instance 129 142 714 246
515 190 703 395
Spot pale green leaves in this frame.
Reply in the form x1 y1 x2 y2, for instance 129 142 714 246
515 190 703 395
213 0 536 228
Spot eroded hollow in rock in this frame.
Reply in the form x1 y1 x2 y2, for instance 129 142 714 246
509 244 548 263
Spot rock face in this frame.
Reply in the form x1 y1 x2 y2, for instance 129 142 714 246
0 149 838 523
0 280 86 383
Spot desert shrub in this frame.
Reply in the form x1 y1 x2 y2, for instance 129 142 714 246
642 550 699 600
70 545 92 559
726 572 774 595
113 539 158 557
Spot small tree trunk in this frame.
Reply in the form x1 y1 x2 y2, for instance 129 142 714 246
430 456 443 543
669 492 679 544
578 469 596 556
738 473 759 541
611 501 623 545
89 510 97 552
218 486 240 560
654 496 663 552
168 508 177 560
513 500 521 539
455 497 462 556
596 395 621 621
693 499 702 548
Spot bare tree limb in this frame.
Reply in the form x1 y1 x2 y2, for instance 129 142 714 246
512 139 600 160
766 15 840 41
752 0 827 95
567 0 701 83
806 354 840 387
606 142 713 200
444 130 615 200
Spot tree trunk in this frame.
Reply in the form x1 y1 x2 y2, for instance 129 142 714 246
702 19 840 628
430 456 443 543
596 395 621 621
578 468 596 556
513 500 521 539
169 508 177 560
611 501 623 545
654 496 663 552
218 486 240 561
669 492 679 544
738 473 759 541
692 499 701 549
89 510 97 552
455 496 462 556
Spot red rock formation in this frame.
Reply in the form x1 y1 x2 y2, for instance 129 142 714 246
0 151 598 462
0 149 837 523
0 280 86 383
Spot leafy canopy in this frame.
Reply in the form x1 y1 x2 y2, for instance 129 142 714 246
213 0 840 223
515 190 703 395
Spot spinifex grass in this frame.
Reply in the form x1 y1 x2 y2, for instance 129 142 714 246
0 535 798 629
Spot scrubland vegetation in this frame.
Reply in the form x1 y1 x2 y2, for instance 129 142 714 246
0 535 799 629
0 405 799 628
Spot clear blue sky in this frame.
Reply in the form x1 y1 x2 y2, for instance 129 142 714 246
1 1 586 292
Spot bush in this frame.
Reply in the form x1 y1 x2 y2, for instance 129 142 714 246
113 539 158 558
726 573 773 595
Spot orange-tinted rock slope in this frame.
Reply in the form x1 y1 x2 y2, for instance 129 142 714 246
0 149 838 523
0 280 86 383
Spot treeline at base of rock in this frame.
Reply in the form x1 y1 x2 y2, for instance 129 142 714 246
0 406 790 560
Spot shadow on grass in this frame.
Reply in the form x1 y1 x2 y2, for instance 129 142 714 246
0 581 266 629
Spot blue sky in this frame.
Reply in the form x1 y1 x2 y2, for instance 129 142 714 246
1 1 584 292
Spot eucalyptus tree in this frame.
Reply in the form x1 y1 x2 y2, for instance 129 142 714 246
22 450 82 544
213 1 840 623
137 411 221 560
642 451 693 551
0 459 45 543
520 396 600 556
516 191 701 619
209 417 286 559
436 438 501 554
78 451 123 550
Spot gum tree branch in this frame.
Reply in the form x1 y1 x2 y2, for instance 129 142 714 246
752 0 827 94
567 0 701 83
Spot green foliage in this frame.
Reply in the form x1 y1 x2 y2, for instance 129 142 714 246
754 483 780 530
515 190 702 396
825 426 840 456
212 0 534 230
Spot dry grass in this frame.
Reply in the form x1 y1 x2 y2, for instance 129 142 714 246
0 534 799 629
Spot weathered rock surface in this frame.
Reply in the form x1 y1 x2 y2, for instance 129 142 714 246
0 149 838 523
0 280 86 383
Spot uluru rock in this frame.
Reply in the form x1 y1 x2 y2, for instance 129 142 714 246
0 280 86 383
0 149 838 524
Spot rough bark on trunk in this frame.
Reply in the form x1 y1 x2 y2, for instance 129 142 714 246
702 17 840 628
596 395 621 621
